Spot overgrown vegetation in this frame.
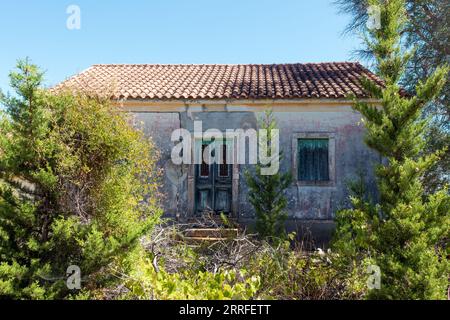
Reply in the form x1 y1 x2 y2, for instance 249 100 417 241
0 59 162 299
332 0 449 299
94 224 362 300
244 110 292 242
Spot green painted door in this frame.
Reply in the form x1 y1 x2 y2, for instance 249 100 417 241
195 142 232 215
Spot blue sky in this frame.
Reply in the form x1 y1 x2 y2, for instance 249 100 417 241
0 0 362 93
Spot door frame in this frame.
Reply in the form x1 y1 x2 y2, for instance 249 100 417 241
187 135 239 218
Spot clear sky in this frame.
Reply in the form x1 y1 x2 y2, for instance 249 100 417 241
0 0 362 94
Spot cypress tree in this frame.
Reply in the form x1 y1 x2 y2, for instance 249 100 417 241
244 110 292 242
333 0 449 299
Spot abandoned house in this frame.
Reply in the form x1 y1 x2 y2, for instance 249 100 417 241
56 62 383 244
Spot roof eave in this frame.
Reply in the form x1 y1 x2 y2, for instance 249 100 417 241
114 97 380 106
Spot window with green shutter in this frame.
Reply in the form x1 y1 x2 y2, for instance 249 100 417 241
298 139 329 181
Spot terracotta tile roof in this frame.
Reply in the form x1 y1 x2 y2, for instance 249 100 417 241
54 62 383 101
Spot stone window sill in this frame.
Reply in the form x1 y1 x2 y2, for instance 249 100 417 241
295 180 335 187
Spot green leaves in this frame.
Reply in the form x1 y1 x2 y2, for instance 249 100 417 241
0 59 162 299
244 109 292 242
119 246 261 300
333 0 449 299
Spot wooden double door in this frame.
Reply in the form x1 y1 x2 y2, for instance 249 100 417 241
195 142 232 215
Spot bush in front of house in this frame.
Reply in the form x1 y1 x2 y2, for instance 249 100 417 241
105 225 360 300
0 59 162 299
242 237 365 300
332 0 449 300
111 245 262 300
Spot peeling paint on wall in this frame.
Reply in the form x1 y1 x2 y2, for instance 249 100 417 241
130 106 379 230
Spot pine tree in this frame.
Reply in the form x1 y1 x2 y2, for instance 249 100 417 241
244 110 292 242
332 0 449 299
335 0 450 193
0 59 161 299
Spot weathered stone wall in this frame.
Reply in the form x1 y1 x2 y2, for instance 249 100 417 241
130 104 380 244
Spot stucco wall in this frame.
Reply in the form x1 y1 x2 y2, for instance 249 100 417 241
132 112 189 217
275 110 379 220
129 103 380 244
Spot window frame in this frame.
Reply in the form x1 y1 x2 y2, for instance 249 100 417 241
292 132 336 187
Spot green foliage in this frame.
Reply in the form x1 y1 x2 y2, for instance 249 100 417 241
335 0 450 192
244 110 292 242
332 0 449 299
108 235 358 300
0 59 161 299
244 239 364 300
112 246 260 300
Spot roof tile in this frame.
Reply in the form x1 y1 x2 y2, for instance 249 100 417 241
54 62 382 100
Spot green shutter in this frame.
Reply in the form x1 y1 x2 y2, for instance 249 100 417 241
298 139 329 181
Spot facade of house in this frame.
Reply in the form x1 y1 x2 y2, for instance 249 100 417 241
57 62 382 244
